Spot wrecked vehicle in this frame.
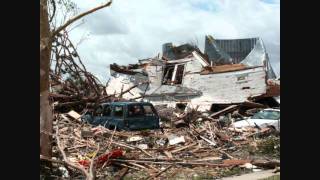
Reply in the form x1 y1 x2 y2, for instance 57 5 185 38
233 108 280 131
82 102 160 130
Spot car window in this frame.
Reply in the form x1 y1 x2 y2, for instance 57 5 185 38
102 105 111 116
252 110 280 120
143 105 155 116
95 106 103 116
128 104 144 117
114 106 124 118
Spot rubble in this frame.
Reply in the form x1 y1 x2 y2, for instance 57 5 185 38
127 136 143 142
168 135 185 145
41 101 280 179
42 33 280 179
105 35 280 112
67 110 82 121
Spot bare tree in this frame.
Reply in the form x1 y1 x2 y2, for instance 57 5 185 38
40 0 112 158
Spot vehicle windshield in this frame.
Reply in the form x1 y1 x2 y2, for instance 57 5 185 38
251 110 280 120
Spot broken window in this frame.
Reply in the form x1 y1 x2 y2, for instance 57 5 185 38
162 64 185 85
114 106 124 118
162 65 174 84
175 64 185 84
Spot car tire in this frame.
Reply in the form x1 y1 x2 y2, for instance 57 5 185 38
109 125 120 131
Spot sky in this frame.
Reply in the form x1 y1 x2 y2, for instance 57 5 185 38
66 0 280 83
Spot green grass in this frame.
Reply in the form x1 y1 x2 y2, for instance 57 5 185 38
257 136 280 158
259 174 280 180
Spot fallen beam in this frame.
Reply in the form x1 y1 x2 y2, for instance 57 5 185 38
209 105 239 118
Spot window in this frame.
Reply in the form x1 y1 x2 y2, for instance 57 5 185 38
252 110 280 120
102 105 111 116
162 65 174 84
114 106 124 118
95 106 103 116
143 105 156 116
162 64 185 85
175 64 185 84
128 105 144 117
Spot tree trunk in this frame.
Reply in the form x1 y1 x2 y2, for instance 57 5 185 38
40 0 112 159
40 0 53 158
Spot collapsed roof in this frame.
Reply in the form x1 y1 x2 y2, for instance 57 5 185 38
204 35 276 79
106 35 279 111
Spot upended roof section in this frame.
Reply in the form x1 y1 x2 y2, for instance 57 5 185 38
205 35 276 79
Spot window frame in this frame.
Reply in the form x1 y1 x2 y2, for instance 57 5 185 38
127 104 145 118
142 104 156 116
102 105 112 117
94 105 103 116
113 105 124 118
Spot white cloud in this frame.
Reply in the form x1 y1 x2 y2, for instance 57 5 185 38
67 0 280 82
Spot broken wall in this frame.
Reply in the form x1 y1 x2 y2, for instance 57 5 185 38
182 66 267 111
106 71 148 99
144 62 163 90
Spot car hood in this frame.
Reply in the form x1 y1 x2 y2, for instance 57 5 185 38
233 118 280 131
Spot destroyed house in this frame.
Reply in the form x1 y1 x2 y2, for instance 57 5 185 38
106 35 279 111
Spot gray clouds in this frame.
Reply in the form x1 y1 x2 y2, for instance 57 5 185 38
68 0 280 82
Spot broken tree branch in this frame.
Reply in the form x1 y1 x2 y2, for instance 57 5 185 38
209 105 239 118
51 0 112 38
111 159 232 167
89 144 100 180
56 127 90 179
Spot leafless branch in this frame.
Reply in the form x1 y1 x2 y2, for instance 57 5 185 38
51 0 112 38
48 0 56 23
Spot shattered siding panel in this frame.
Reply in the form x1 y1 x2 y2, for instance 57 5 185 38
146 85 201 96
204 36 276 80
184 57 203 74
239 38 276 79
240 38 266 67
182 67 267 104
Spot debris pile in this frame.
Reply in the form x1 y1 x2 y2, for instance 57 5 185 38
41 103 280 179
42 34 280 179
